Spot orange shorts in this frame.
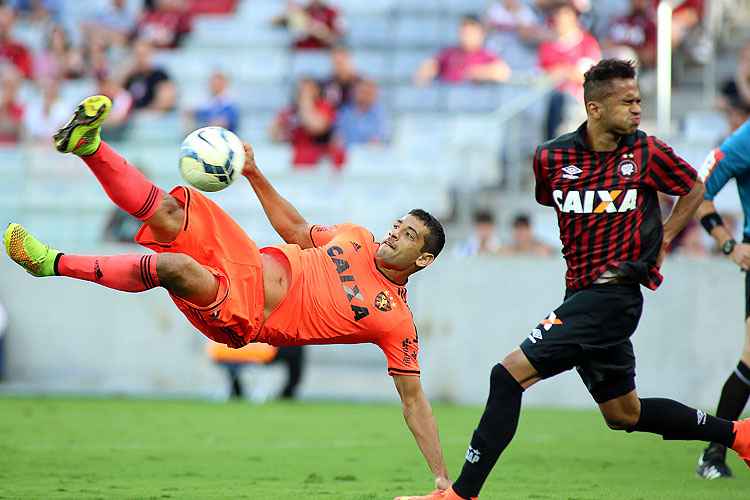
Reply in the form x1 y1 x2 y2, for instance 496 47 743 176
135 186 265 348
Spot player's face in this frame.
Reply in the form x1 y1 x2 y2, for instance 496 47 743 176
601 78 641 135
376 215 435 272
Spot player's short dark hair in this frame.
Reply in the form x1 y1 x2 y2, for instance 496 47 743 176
473 209 495 225
583 59 637 103
512 214 531 228
721 80 750 114
409 209 446 258
461 14 482 26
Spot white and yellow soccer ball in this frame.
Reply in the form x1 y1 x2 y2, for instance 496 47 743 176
179 126 245 192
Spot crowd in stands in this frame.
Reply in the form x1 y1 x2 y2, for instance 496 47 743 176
0 0 715 162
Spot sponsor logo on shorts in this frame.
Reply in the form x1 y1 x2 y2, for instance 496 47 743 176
697 409 707 425
466 446 481 464
527 328 543 344
540 312 562 331
401 336 418 366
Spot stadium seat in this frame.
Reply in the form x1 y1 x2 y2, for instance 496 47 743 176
239 84 291 113
126 114 183 146
352 51 390 81
443 84 503 113
392 85 441 112
289 51 332 80
394 16 447 49
346 16 394 49
390 50 433 83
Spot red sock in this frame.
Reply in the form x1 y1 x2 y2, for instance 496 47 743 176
56 254 160 292
82 141 164 221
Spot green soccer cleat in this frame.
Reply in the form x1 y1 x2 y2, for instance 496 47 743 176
53 95 111 156
3 223 60 277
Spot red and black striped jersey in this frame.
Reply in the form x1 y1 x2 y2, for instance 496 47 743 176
534 122 697 291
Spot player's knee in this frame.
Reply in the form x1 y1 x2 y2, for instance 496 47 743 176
603 411 639 431
147 194 183 237
156 253 201 292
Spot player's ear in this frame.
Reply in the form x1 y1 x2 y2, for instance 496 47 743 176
585 100 602 119
415 252 435 269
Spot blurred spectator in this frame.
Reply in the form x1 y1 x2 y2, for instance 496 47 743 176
0 5 33 79
538 2 600 139
34 25 84 81
83 0 138 49
499 214 554 256
23 78 69 142
671 223 708 257
484 0 550 73
8 0 62 23
273 0 343 51
654 0 703 50
717 80 750 136
103 208 142 243
415 15 511 86
270 77 345 169
322 46 360 109
123 38 176 112
454 209 502 257
336 79 389 148
96 73 133 140
188 70 240 132
732 41 750 111
0 66 23 144
137 0 192 49
603 0 656 68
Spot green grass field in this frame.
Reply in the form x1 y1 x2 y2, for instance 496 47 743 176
0 397 748 499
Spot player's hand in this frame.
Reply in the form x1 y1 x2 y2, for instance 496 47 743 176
730 243 750 271
434 476 452 491
241 142 259 179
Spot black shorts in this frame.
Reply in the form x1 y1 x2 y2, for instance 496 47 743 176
520 283 644 404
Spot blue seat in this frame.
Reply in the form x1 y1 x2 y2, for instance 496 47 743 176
289 51 332 80
347 17 394 49
392 86 441 111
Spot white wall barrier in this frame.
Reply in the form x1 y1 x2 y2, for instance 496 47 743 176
0 253 745 409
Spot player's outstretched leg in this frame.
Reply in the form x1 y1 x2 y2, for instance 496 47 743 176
54 95 182 243
4 224 218 306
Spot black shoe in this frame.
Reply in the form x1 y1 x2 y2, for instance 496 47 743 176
697 446 733 479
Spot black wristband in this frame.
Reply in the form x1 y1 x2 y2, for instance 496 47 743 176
700 212 724 234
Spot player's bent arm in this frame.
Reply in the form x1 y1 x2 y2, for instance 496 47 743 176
662 179 705 246
393 375 450 489
696 199 750 270
695 200 734 247
241 143 315 248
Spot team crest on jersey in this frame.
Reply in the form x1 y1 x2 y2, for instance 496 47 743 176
374 291 394 312
562 164 583 180
618 153 637 177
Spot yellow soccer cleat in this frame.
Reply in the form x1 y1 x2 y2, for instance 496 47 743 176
4 223 60 277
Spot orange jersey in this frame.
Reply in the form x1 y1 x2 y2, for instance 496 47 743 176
259 224 420 376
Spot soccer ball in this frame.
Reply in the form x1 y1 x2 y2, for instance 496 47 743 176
179 127 245 192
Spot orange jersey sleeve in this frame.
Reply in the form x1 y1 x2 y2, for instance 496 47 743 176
309 223 373 248
378 319 420 377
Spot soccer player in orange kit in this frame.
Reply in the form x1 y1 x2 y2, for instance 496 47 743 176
4 96 451 490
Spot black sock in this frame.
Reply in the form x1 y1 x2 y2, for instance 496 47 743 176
631 398 735 447
707 361 750 459
452 364 523 499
